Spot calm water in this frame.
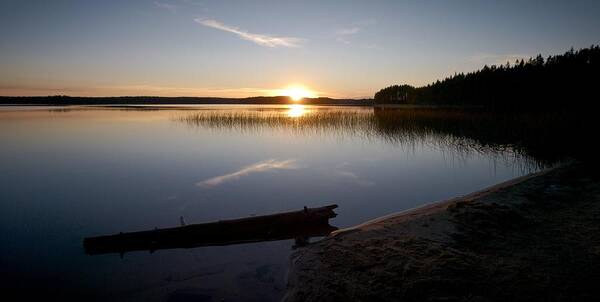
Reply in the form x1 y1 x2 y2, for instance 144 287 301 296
0 105 540 301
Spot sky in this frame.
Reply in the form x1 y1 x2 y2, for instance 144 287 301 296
1 0 599 98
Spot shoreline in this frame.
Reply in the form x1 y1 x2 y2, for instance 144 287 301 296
0 96 373 107
284 161 600 301
331 165 555 236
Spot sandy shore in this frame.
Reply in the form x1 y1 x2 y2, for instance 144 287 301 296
284 162 600 301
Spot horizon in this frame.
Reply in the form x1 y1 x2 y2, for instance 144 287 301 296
1 1 600 99
0 94 368 100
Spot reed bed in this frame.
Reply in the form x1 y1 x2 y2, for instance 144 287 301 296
175 106 591 169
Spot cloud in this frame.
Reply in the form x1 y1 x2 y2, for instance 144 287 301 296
336 27 360 35
333 162 374 187
362 43 381 50
335 27 360 44
335 170 374 187
181 0 204 6
196 159 298 188
334 19 376 46
195 18 304 48
154 1 178 12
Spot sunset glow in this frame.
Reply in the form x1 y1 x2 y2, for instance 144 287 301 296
280 86 315 101
286 104 308 117
1 1 599 301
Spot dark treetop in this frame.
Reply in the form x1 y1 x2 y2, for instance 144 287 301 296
375 45 600 111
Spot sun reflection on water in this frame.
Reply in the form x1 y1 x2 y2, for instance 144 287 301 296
286 104 308 118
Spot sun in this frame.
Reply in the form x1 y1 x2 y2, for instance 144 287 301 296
281 86 315 101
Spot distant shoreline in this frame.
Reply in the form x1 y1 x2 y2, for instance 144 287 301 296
0 96 373 106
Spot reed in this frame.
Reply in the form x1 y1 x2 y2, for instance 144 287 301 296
176 106 593 168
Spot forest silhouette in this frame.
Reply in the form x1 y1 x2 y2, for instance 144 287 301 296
375 46 599 110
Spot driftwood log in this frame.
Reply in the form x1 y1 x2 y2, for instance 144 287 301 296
83 204 338 255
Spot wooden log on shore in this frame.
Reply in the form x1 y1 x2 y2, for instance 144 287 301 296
83 204 338 255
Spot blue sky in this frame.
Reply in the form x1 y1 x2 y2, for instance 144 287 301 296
1 0 599 98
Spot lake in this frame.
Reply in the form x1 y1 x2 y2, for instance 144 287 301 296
0 105 543 301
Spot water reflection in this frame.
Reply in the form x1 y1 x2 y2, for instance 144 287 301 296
176 106 564 168
287 104 308 118
333 162 375 187
1 105 566 301
197 159 298 188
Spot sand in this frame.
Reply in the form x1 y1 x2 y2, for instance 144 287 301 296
284 162 600 302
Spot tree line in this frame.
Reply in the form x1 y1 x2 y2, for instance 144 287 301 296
375 45 599 110
0 95 371 106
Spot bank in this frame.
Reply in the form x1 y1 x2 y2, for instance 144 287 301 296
284 162 600 301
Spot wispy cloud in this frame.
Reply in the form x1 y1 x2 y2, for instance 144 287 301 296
335 170 374 187
196 159 298 188
181 0 204 6
154 1 178 13
334 19 376 46
362 43 381 50
335 27 360 44
194 18 304 48
336 27 360 35
333 162 374 187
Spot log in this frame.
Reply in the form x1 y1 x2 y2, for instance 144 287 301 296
83 204 338 255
